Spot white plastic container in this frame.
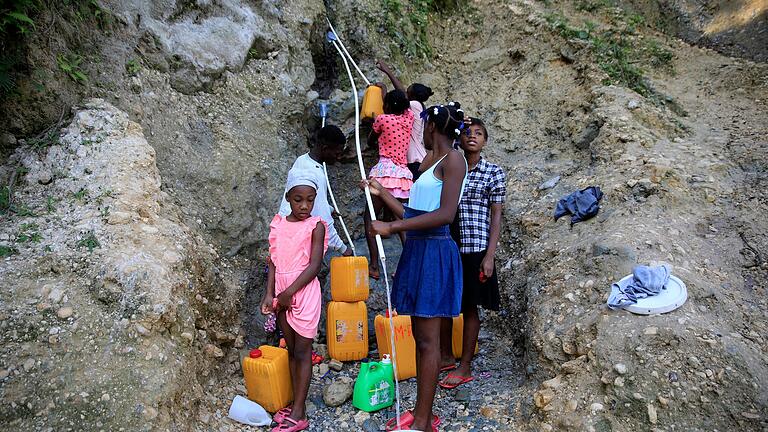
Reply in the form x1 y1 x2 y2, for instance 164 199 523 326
227 395 271 426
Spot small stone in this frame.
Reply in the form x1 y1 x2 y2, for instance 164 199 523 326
328 359 343 371
614 363 628 375
538 175 561 190
566 399 578 412
362 418 380 432
306 90 320 102
657 395 669 408
647 403 658 424
687 356 701 368
57 307 73 319
627 100 641 110
354 410 370 425
323 379 353 407
644 327 658 335
180 332 195 343
614 376 625 387
542 375 563 390
541 424 553 432
318 364 329 376
204 344 224 358
534 389 555 408
0 369 9 379
455 387 471 402
233 335 244 348
23 358 35 372
633 392 645 400
48 288 65 304
101 393 110 402
135 323 151 336
741 411 760 419
590 403 604 413
142 406 158 420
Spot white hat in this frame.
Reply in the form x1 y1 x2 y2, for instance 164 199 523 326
285 170 317 193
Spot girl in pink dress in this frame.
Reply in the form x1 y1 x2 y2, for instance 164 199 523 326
366 88 413 279
261 173 328 432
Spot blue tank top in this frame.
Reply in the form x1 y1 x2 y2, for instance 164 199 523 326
407 153 467 212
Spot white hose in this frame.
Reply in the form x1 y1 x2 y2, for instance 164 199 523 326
323 161 355 256
330 35 402 430
326 18 371 86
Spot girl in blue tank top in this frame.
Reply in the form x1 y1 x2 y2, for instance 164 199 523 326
361 102 468 432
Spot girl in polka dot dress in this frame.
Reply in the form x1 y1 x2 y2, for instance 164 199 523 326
365 88 413 279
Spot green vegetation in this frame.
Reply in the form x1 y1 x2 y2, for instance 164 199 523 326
72 188 89 202
29 128 60 149
76 232 99 252
380 0 466 60
0 245 18 257
1 0 112 99
17 222 42 243
1 185 37 216
125 58 141 76
46 195 56 213
545 13 675 100
57 53 87 84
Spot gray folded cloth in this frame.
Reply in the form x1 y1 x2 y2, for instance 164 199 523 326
608 264 671 309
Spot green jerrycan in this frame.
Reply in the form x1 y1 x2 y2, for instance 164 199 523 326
352 355 395 412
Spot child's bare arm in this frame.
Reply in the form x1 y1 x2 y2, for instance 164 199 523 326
260 258 276 314
482 203 503 277
276 222 326 306
376 60 406 93
360 178 405 218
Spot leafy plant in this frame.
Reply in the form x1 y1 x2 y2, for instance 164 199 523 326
125 58 140 76
29 129 59 149
17 222 42 243
644 39 674 69
0 186 9 213
0 0 39 34
72 188 89 201
0 245 18 257
76 232 100 252
46 195 56 213
57 53 88 84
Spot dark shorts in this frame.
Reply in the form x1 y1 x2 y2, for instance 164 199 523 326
460 250 500 311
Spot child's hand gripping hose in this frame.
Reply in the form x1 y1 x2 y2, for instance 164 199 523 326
327 25 402 429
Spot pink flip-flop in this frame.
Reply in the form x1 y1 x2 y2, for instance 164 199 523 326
272 416 309 432
385 410 440 431
439 373 475 389
272 407 291 424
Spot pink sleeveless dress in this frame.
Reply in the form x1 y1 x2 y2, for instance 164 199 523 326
268 215 329 338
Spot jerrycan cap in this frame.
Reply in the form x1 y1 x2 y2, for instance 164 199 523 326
381 354 391 364
249 349 263 359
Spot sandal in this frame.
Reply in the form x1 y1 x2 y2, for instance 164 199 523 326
440 363 457 373
273 407 292 424
385 411 440 431
272 416 309 432
439 373 474 390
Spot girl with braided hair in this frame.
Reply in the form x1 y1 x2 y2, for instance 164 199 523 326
361 101 468 432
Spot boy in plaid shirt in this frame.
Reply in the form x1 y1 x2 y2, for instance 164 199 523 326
440 117 506 389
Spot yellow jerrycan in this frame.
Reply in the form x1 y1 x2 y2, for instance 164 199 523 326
242 346 293 413
327 301 369 361
330 256 369 302
361 85 384 120
452 313 480 359
374 311 417 380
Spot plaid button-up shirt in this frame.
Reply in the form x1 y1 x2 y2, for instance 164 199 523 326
456 158 506 253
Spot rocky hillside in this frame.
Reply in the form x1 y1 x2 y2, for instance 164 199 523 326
1 0 767 431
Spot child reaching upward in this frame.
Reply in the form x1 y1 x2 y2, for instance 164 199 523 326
261 172 328 432
365 88 414 279
376 60 434 180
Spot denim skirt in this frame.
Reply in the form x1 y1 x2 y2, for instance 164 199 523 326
391 207 463 318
